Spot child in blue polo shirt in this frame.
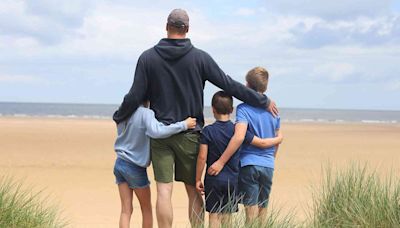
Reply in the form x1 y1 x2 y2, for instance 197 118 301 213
207 67 281 225
195 91 282 228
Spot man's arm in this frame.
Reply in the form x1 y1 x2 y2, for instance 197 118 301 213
195 144 208 194
113 57 148 124
202 53 278 116
207 122 248 176
251 131 283 149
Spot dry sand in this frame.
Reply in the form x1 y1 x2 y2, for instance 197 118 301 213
0 117 399 227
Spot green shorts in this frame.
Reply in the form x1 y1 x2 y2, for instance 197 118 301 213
151 132 200 186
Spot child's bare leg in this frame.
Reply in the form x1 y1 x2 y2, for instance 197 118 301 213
258 207 268 225
221 214 232 227
133 186 153 228
245 205 259 225
118 183 134 228
209 213 221 228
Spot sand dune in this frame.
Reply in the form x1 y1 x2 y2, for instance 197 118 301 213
0 117 399 227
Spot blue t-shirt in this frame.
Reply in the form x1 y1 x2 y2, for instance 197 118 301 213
236 103 280 169
200 120 254 182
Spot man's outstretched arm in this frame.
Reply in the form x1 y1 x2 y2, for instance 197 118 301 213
113 57 148 124
202 53 278 116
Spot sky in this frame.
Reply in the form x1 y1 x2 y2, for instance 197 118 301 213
0 0 399 110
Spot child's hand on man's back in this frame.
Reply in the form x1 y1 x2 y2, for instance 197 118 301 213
185 117 197 129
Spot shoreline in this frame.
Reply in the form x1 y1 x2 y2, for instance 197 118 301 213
1 116 399 126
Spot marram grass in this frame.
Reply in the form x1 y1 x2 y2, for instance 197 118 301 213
198 164 400 228
0 177 66 228
308 165 400 228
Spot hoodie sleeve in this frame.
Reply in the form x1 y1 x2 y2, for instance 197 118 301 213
113 56 148 124
201 52 270 109
143 109 188 139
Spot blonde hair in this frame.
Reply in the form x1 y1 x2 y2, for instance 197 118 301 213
246 67 269 93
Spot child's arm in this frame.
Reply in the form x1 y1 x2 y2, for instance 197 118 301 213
250 131 283 149
195 144 208 195
207 122 248 176
144 111 196 139
274 129 281 158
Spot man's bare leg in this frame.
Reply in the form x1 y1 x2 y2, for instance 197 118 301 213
185 184 204 227
133 186 153 228
156 182 173 228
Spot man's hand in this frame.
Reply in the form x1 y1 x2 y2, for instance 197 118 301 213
267 100 279 117
185 117 197 129
196 180 204 195
207 160 224 176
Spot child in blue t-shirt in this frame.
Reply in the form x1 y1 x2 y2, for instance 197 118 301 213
195 91 282 228
207 67 281 225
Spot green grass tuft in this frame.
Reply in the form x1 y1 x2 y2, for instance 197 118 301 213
0 177 66 228
308 165 400 228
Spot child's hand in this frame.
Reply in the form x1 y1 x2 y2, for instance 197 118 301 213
196 180 204 195
207 160 224 176
277 131 284 144
185 117 197 129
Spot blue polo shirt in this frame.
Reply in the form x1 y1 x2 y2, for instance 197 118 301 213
200 120 254 182
236 103 280 169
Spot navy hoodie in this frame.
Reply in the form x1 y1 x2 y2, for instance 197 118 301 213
113 38 270 131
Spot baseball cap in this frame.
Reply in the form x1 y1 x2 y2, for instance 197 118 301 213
167 9 189 28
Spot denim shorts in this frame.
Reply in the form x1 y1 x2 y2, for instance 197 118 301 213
113 157 150 189
205 179 239 213
239 165 274 208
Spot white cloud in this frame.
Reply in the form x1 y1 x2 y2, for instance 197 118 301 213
0 74 47 84
265 0 392 19
312 63 356 82
234 8 256 16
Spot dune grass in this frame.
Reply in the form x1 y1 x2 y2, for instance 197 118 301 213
201 164 399 228
0 177 66 228
308 165 400 228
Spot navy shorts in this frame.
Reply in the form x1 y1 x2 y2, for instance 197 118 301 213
204 179 239 213
239 165 274 208
113 158 150 189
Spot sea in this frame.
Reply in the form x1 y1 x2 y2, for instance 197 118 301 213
0 102 399 124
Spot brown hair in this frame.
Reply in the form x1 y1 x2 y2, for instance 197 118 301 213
246 67 269 93
211 91 233 115
167 24 188 35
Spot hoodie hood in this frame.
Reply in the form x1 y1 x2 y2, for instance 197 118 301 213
154 38 193 61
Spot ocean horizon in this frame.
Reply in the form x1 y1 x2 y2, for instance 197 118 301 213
0 101 399 124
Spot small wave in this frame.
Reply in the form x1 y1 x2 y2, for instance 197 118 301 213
361 120 391 124
4 113 110 119
13 114 29 117
299 119 315 122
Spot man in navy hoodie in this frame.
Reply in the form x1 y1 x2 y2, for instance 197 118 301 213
113 9 278 228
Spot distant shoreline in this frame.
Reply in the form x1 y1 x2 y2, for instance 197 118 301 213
1 102 399 124
0 116 399 127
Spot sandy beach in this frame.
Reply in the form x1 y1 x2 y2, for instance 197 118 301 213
1 117 399 227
